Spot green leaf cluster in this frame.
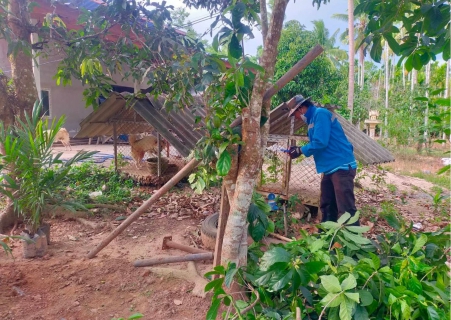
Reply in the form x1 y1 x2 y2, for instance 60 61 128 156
0 101 97 233
247 193 274 242
272 21 346 108
355 0 450 70
205 210 450 319
65 162 135 204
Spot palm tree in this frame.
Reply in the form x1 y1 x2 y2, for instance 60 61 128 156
311 20 348 68
423 62 431 144
383 41 389 139
347 0 355 121
332 2 369 89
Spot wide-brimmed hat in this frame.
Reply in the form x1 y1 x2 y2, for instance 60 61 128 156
287 95 311 117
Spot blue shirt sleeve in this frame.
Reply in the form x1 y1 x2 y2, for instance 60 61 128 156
301 111 331 157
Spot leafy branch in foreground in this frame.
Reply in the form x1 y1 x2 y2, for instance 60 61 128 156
205 211 450 319
355 0 450 70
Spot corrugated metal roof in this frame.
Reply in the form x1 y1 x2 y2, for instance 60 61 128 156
75 93 154 138
133 96 206 157
269 101 395 165
75 92 206 157
76 92 393 164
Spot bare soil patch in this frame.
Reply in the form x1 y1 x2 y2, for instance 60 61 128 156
0 187 218 320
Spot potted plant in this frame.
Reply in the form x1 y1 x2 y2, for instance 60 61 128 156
0 101 96 258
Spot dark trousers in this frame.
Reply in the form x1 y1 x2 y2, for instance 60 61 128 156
320 168 359 226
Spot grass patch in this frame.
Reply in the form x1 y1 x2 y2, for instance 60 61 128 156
382 146 450 190
407 171 450 190
65 162 136 204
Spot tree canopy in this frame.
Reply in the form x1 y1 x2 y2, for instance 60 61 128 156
355 0 450 70
273 20 345 106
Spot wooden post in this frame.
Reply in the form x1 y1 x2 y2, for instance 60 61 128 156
230 45 324 128
284 117 295 196
113 123 118 172
134 253 213 267
157 132 161 177
87 158 201 259
213 184 230 268
263 45 324 101
283 203 288 237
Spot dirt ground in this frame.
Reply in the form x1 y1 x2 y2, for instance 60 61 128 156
0 203 218 320
356 168 450 233
0 145 449 320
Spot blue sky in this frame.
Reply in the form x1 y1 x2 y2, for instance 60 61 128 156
168 0 350 56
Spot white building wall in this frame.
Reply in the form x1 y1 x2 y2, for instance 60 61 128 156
0 39 141 136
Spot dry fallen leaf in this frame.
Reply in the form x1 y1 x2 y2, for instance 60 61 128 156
331 242 342 250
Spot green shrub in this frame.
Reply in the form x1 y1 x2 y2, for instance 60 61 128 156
0 101 95 233
206 212 450 320
65 162 135 204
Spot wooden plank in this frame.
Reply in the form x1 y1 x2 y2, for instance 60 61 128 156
263 45 324 101
113 123 118 172
213 184 230 268
230 45 324 129
268 134 309 142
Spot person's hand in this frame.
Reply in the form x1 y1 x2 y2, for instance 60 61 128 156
288 146 302 159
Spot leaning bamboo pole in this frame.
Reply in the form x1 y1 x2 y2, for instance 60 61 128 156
87 158 200 258
86 45 324 259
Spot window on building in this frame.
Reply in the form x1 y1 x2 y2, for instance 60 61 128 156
41 90 50 116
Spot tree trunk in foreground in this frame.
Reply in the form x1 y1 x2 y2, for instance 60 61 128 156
0 0 39 232
221 0 289 267
7 0 38 123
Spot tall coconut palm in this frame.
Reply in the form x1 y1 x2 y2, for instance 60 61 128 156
383 41 390 139
311 20 348 68
446 60 450 98
332 2 369 89
423 62 431 143
347 0 355 120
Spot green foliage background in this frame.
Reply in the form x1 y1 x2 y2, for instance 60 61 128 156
272 21 346 108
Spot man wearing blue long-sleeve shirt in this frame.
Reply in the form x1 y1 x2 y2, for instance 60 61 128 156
285 95 360 226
